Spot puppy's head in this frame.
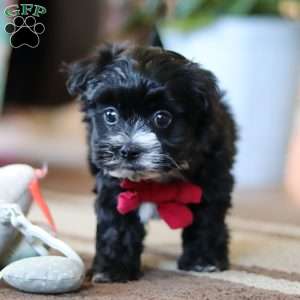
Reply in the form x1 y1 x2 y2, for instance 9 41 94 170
66 44 223 181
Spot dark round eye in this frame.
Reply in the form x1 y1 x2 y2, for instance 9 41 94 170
153 110 172 129
103 107 119 125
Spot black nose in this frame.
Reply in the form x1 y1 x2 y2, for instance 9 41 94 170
120 144 140 160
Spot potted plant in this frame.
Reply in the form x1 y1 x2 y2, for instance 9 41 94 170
157 0 300 187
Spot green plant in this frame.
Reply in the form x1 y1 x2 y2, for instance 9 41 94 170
127 0 300 32
170 0 300 30
176 0 281 18
125 0 166 31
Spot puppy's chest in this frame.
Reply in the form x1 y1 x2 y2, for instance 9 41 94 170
138 203 158 223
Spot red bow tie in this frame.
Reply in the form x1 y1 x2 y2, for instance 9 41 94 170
117 179 203 229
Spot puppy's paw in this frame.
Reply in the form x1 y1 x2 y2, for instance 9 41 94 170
86 268 112 283
178 255 227 272
178 261 219 273
190 264 219 273
88 268 142 283
91 272 112 283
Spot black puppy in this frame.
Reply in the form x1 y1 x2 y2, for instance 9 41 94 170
66 44 237 282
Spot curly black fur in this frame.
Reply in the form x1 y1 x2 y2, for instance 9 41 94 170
66 43 237 282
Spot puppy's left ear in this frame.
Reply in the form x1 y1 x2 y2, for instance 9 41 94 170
193 67 222 113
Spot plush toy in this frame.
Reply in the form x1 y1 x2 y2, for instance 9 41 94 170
117 179 203 229
0 164 85 294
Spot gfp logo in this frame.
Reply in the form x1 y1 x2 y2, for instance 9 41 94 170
4 4 47 48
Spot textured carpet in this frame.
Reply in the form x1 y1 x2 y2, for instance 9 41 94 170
1 188 300 299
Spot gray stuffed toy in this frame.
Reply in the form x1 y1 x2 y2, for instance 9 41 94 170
0 164 85 294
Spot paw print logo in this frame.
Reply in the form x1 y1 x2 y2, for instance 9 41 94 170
5 16 45 48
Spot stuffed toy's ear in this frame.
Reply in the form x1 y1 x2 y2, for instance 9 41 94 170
65 43 128 99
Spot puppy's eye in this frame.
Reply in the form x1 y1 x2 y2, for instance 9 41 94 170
153 110 172 129
103 107 119 125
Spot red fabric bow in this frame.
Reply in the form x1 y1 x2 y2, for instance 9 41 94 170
117 179 203 229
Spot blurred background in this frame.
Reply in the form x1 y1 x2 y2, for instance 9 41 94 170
0 0 300 202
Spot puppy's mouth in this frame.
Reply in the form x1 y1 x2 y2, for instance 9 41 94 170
108 169 163 181
104 159 188 182
105 161 164 181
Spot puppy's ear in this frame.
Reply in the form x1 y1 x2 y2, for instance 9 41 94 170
65 58 95 97
190 66 223 114
65 43 128 99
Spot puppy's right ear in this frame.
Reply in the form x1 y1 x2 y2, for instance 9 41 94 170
65 43 128 99
65 57 98 98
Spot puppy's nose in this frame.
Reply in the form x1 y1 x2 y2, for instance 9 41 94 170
120 144 140 160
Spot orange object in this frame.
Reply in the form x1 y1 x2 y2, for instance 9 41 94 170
29 178 57 232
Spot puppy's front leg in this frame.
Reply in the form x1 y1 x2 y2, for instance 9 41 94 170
178 186 231 272
91 177 145 283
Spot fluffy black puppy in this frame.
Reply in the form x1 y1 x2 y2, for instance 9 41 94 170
66 44 237 282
